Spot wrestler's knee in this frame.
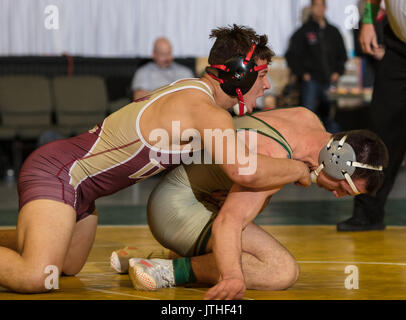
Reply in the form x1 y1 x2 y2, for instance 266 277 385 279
62 262 84 276
21 276 50 293
278 258 300 289
263 254 300 290
14 264 61 293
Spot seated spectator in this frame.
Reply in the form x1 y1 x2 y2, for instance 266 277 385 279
131 37 195 100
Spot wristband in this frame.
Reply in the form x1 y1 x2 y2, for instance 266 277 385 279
362 2 379 24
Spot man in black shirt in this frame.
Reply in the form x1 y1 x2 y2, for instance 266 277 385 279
285 0 347 132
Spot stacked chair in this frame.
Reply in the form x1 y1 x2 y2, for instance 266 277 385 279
0 75 109 175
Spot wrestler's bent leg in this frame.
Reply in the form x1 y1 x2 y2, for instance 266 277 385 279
0 199 76 293
0 229 18 251
62 210 98 275
193 222 299 290
0 211 97 277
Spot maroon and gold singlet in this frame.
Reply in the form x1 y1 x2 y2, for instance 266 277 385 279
18 79 213 221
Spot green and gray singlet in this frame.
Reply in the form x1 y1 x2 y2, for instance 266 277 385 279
147 111 293 257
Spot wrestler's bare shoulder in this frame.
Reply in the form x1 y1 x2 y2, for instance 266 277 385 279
258 107 325 130
154 86 225 114
143 85 232 130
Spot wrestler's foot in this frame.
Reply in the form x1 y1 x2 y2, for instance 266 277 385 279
110 247 139 274
129 258 175 291
110 246 173 273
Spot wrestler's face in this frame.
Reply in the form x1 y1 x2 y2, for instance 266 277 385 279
243 59 270 113
315 172 368 198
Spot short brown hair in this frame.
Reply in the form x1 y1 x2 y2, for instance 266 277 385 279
208 24 275 66
332 130 389 195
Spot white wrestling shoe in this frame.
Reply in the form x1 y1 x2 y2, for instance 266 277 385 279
129 258 175 291
110 246 173 274
110 251 125 274
110 247 137 274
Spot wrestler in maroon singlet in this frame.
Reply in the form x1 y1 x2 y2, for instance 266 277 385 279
18 79 213 221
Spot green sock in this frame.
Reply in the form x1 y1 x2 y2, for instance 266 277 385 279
172 257 196 285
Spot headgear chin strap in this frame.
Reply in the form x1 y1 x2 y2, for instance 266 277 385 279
311 135 383 195
206 43 268 116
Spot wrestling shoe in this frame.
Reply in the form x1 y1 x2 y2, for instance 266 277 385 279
337 216 386 232
129 258 175 291
110 246 173 274
110 246 139 274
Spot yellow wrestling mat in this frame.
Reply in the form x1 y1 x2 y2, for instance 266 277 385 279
1 225 406 300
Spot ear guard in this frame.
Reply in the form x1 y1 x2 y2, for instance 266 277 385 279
311 135 383 195
206 43 267 116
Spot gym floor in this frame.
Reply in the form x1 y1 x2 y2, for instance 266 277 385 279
0 167 406 300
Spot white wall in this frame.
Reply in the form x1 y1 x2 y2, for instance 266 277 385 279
0 0 360 57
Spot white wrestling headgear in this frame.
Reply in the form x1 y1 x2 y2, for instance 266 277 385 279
310 135 383 195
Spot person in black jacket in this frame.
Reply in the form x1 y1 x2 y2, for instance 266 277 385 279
285 0 347 132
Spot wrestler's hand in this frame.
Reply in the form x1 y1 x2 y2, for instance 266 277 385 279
204 278 246 300
295 162 311 188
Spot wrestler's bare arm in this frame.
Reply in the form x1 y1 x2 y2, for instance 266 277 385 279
205 183 279 300
189 102 311 190
140 88 309 190
204 131 290 300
